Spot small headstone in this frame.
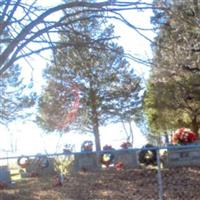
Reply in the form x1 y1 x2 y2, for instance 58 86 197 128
166 147 200 167
72 152 99 172
0 166 11 185
114 150 139 168
26 157 56 176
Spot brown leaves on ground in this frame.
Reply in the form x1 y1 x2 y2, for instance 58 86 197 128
1 167 200 200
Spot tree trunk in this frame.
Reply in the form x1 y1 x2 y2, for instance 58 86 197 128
164 132 169 144
93 122 101 153
121 120 130 140
90 86 102 169
128 120 134 144
193 0 199 16
121 119 134 144
191 115 199 135
90 87 101 153
92 109 101 153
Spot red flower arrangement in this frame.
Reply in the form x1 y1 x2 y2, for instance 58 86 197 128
172 128 198 145
101 145 115 168
120 141 132 149
114 161 124 171
81 140 93 152
103 145 113 151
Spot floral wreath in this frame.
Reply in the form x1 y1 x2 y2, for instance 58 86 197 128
35 155 49 168
63 144 73 154
120 141 132 149
81 140 93 152
17 156 30 168
100 145 115 167
172 128 198 145
138 144 157 166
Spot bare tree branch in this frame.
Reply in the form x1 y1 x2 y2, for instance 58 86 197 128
0 0 155 75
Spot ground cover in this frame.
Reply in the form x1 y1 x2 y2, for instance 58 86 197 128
1 167 200 200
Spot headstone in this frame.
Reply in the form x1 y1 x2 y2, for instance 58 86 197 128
72 152 99 172
114 150 139 168
26 157 56 176
166 147 200 167
0 166 11 184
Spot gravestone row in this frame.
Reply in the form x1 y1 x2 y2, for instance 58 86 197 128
1 147 200 185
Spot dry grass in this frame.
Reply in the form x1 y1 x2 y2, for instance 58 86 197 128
1 167 200 200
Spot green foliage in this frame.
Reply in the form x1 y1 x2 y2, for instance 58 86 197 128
37 7 142 150
144 0 200 137
144 73 200 135
0 64 36 125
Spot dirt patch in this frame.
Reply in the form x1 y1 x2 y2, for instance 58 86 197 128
1 167 200 200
